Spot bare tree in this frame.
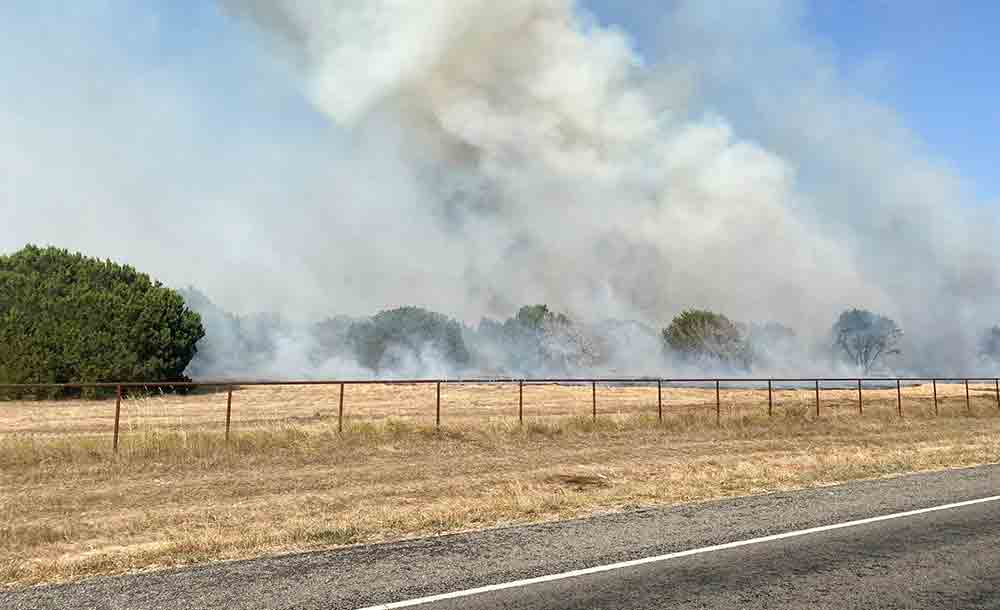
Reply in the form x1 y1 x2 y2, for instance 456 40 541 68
832 309 903 374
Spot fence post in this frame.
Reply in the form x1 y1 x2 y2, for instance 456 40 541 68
338 382 345 434
857 379 863 416
995 378 999 411
113 384 122 454
436 381 441 429
518 380 524 425
715 380 721 426
225 386 233 443
896 379 902 418
592 381 597 422
657 379 663 423
767 380 773 417
933 379 938 416
814 380 820 418
965 379 971 414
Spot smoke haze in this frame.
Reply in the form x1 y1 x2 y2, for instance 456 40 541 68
2 1 998 377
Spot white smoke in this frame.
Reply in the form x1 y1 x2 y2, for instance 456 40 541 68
221 0 874 336
3 1 997 377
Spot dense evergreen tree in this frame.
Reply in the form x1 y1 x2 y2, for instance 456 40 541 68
0 245 204 390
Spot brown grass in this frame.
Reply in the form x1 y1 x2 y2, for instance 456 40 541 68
2 382 1000 588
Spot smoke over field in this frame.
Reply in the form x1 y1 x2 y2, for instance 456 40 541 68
222 0 858 327
2 2 998 378
198 0 996 377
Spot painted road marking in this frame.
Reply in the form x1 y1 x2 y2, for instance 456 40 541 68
357 494 1000 609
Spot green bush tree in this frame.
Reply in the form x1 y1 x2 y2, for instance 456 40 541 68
662 309 750 368
346 306 470 373
476 305 597 373
512 304 571 330
0 245 204 392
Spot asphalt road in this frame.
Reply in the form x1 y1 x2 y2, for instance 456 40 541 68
410 497 1000 610
4 464 999 610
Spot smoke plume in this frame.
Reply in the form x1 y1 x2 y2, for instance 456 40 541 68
2 1 997 377
213 0 997 375
222 1 858 324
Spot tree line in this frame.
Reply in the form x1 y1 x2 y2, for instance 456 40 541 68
2 245 999 390
662 308 904 374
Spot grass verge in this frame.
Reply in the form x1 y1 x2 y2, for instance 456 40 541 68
3 386 1000 587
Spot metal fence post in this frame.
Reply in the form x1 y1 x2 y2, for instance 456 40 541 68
857 379 863 416
592 381 597 422
965 379 971 414
767 380 773 417
436 381 441 429
225 386 233 443
338 382 345 433
113 384 122 454
933 379 938 416
896 379 902 418
715 380 721 426
814 380 820 418
518 380 524 425
657 379 663 423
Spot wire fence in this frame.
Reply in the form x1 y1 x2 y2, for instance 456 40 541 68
2 377 999 453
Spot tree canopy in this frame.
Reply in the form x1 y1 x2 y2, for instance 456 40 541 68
832 308 902 374
513 304 571 330
0 245 204 389
662 309 750 368
474 304 599 374
345 306 470 373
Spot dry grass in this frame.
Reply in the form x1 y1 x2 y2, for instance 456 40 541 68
2 382 1000 588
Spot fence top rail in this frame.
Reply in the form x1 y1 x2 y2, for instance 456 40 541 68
0 376 999 390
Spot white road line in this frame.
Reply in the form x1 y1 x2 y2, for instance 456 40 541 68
356 494 1000 610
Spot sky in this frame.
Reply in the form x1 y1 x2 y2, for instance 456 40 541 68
806 1 1000 204
586 0 1000 203
4 1 997 203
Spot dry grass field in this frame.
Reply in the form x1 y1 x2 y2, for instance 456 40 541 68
3 381 1000 588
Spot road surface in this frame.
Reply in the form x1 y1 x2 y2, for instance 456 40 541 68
4 464 999 609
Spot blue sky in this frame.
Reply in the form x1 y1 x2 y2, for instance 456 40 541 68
806 1 1000 203
585 0 1000 202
